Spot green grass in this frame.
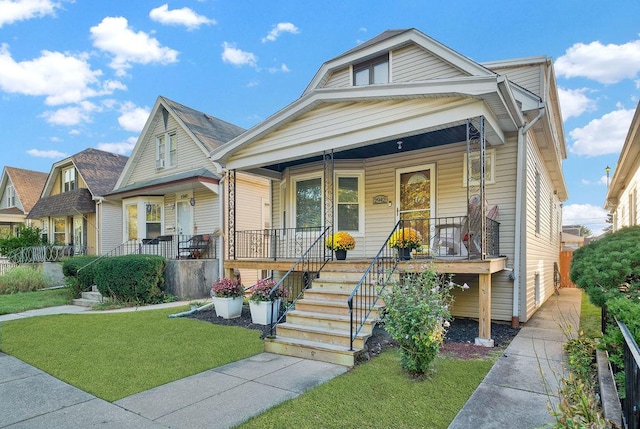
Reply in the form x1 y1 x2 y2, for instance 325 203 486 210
579 290 602 339
239 350 495 429
0 307 263 401
0 288 70 315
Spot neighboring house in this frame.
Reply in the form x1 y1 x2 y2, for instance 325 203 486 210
211 28 567 363
561 232 584 251
106 96 270 292
0 167 48 237
27 148 128 255
605 101 640 231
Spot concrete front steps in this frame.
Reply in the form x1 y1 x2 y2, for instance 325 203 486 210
264 267 384 367
72 286 104 307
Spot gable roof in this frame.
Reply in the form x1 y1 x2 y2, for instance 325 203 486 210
2 166 48 212
71 148 129 196
114 96 245 190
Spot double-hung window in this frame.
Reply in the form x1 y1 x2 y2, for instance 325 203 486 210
62 167 76 192
294 176 322 229
353 54 389 86
6 184 15 207
145 202 162 239
336 173 363 232
463 149 495 186
156 132 177 169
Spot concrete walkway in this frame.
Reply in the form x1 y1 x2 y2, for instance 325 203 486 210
449 288 582 429
0 303 347 428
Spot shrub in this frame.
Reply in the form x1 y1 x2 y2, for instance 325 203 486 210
0 265 52 294
0 225 46 257
62 256 101 291
381 265 468 375
212 278 244 298
249 278 287 302
94 255 166 304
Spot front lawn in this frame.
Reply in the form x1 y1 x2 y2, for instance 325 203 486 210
0 307 264 401
239 350 495 429
0 288 70 315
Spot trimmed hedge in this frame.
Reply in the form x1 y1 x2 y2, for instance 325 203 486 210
62 255 101 291
94 255 166 304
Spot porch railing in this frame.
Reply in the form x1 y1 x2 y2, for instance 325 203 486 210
264 226 332 338
6 245 86 264
616 319 640 429
102 234 217 260
235 227 326 260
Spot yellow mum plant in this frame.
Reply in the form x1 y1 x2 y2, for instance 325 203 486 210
388 227 422 249
325 231 356 251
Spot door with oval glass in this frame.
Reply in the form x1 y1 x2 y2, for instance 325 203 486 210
396 165 435 256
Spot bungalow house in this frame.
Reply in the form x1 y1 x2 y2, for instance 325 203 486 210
211 28 567 365
105 96 270 297
0 167 48 237
605 101 640 231
27 148 128 255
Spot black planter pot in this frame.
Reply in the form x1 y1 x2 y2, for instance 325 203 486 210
335 249 347 260
397 248 411 260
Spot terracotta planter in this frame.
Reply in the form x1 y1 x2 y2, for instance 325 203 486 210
335 249 347 260
249 299 282 325
212 296 243 319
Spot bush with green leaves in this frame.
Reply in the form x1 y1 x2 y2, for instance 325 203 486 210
570 225 640 307
62 255 101 292
0 226 46 257
381 265 468 375
94 255 166 304
0 265 52 294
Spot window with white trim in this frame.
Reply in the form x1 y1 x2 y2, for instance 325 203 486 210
53 217 66 245
6 184 15 207
145 202 162 239
335 172 363 233
62 167 76 192
463 149 495 186
293 175 322 229
353 54 389 86
156 132 177 169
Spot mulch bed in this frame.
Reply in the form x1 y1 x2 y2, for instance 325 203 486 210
186 305 520 361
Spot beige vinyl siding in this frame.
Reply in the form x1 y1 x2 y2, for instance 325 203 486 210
100 201 122 254
323 67 351 88
231 97 476 165
123 112 214 187
522 133 561 322
614 166 640 230
392 44 467 82
86 213 97 255
271 180 282 229
489 65 543 98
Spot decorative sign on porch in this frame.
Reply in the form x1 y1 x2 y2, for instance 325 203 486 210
373 195 389 205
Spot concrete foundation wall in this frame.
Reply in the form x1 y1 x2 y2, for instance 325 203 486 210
164 259 219 299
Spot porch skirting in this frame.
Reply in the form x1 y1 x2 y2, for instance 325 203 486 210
164 259 219 299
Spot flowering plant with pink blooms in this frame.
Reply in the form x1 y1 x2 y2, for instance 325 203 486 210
211 278 244 298
250 278 288 302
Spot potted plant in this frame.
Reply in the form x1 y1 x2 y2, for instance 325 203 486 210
325 231 356 260
249 278 288 325
211 278 244 319
388 227 423 260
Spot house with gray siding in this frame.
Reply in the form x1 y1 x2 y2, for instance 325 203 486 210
211 28 567 365
0 166 48 237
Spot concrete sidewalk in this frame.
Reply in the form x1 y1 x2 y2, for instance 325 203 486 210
449 288 582 429
0 352 346 428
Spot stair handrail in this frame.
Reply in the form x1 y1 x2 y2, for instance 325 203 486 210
263 225 332 338
76 238 138 275
347 220 402 351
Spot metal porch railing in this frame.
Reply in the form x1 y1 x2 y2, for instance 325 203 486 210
103 234 217 260
617 319 640 429
263 226 332 338
235 227 326 260
6 245 87 264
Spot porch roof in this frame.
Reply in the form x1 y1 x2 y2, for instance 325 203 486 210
27 188 95 219
105 168 220 200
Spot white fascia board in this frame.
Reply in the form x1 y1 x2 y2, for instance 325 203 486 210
482 55 548 70
225 100 488 171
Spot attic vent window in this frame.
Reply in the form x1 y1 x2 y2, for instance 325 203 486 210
353 54 389 86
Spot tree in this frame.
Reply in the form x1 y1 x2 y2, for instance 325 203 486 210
0 225 45 256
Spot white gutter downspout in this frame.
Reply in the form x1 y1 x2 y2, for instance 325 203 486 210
513 106 545 327
94 196 104 255
212 161 227 278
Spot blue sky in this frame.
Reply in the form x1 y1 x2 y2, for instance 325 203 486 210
1 0 639 234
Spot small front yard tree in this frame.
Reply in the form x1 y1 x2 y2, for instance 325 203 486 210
0 225 45 256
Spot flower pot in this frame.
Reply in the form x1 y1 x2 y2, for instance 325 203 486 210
397 247 412 260
249 299 282 325
212 296 243 319
335 249 347 260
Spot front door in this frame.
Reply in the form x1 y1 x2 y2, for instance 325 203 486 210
396 164 435 251
176 201 193 237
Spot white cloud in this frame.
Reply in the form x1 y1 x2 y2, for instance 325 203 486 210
262 22 300 43
118 101 149 132
26 148 67 158
0 43 123 105
0 0 60 27
557 87 596 121
41 100 99 126
568 108 635 157
97 136 137 155
555 39 640 84
149 4 215 30
221 42 257 67
563 203 609 235
90 16 179 76
268 63 290 74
